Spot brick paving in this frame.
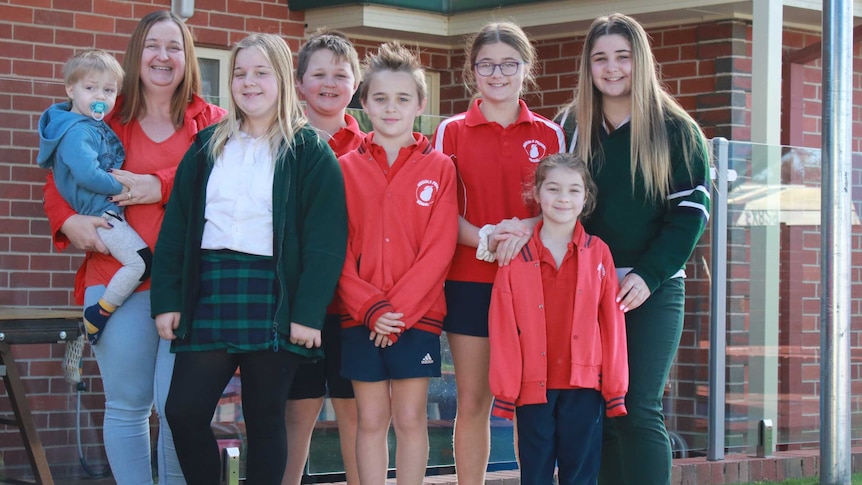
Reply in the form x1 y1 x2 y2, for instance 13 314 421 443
51 447 862 484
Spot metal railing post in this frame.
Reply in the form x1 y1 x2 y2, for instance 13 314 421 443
707 137 729 461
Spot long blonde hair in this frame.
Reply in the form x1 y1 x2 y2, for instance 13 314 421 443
119 11 202 127
559 13 706 202
209 33 307 164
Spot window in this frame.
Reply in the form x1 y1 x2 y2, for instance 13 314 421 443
424 71 440 116
196 47 231 107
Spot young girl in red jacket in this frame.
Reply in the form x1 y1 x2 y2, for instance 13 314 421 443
488 153 628 485
337 42 458 485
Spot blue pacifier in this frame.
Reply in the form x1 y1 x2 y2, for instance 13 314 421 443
90 101 107 121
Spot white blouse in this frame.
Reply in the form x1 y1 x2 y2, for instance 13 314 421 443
200 133 275 257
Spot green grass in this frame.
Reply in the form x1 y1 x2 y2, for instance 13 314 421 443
738 473 862 484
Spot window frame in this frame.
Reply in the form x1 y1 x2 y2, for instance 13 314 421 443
196 46 231 108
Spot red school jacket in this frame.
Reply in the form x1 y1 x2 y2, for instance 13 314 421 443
337 133 458 342
488 221 629 420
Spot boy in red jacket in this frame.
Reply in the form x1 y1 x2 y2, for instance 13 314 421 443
337 42 458 485
489 153 628 485
284 29 364 485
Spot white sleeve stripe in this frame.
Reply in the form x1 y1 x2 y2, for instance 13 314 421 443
568 125 578 153
556 111 580 153
432 114 465 152
668 185 710 200
678 201 710 220
558 110 568 128
457 170 468 218
535 117 566 152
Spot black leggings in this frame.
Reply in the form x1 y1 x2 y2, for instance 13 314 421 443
166 349 302 485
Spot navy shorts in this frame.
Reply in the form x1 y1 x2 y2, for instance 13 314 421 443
288 314 354 399
442 280 492 337
341 326 441 382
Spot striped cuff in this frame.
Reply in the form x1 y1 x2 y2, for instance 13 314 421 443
492 397 516 420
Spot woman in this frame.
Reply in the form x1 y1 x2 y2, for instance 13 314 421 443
42 10 225 484
556 13 710 485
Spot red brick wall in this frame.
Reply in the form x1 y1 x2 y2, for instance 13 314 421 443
2 0 862 474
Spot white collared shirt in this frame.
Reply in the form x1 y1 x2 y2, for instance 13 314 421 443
201 132 275 256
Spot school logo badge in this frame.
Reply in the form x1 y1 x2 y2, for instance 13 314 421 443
523 139 548 162
416 180 439 207
597 262 606 280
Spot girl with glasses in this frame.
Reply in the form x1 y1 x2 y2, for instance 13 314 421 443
431 20 565 485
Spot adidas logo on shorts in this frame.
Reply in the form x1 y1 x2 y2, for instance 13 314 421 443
421 353 434 365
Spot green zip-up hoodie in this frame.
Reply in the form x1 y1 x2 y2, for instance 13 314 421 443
150 124 347 359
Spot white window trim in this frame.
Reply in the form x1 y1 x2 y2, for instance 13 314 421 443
424 71 440 116
196 46 231 107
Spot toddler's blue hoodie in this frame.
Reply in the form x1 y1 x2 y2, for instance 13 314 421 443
37 101 126 217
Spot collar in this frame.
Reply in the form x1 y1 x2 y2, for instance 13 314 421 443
107 93 220 143
361 131 430 159
342 113 363 137
364 131 425 150
602 113 631 134
328 113 365 157
465 98 534 127
532 219 587 248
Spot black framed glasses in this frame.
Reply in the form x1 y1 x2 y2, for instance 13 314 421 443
473 61 523 77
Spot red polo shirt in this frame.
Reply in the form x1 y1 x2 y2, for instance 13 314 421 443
537 235 577 389
432 99 565 284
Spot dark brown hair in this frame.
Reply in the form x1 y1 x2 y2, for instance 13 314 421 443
531 152 597 220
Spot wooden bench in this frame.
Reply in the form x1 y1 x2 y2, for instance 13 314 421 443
0 307 82 485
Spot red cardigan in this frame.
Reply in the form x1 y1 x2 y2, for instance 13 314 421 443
337 133 458 342
489 221 628 419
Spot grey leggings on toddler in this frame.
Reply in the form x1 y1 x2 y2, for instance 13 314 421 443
95 210 152 306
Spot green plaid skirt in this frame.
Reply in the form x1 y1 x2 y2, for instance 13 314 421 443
172 250 289 353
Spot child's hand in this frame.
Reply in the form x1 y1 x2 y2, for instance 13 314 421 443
373 312 404 337
489 217 531 252
491 216 535 266
290 322 322 348
155 312 180 340
369 332 393 348
494 233 530 266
